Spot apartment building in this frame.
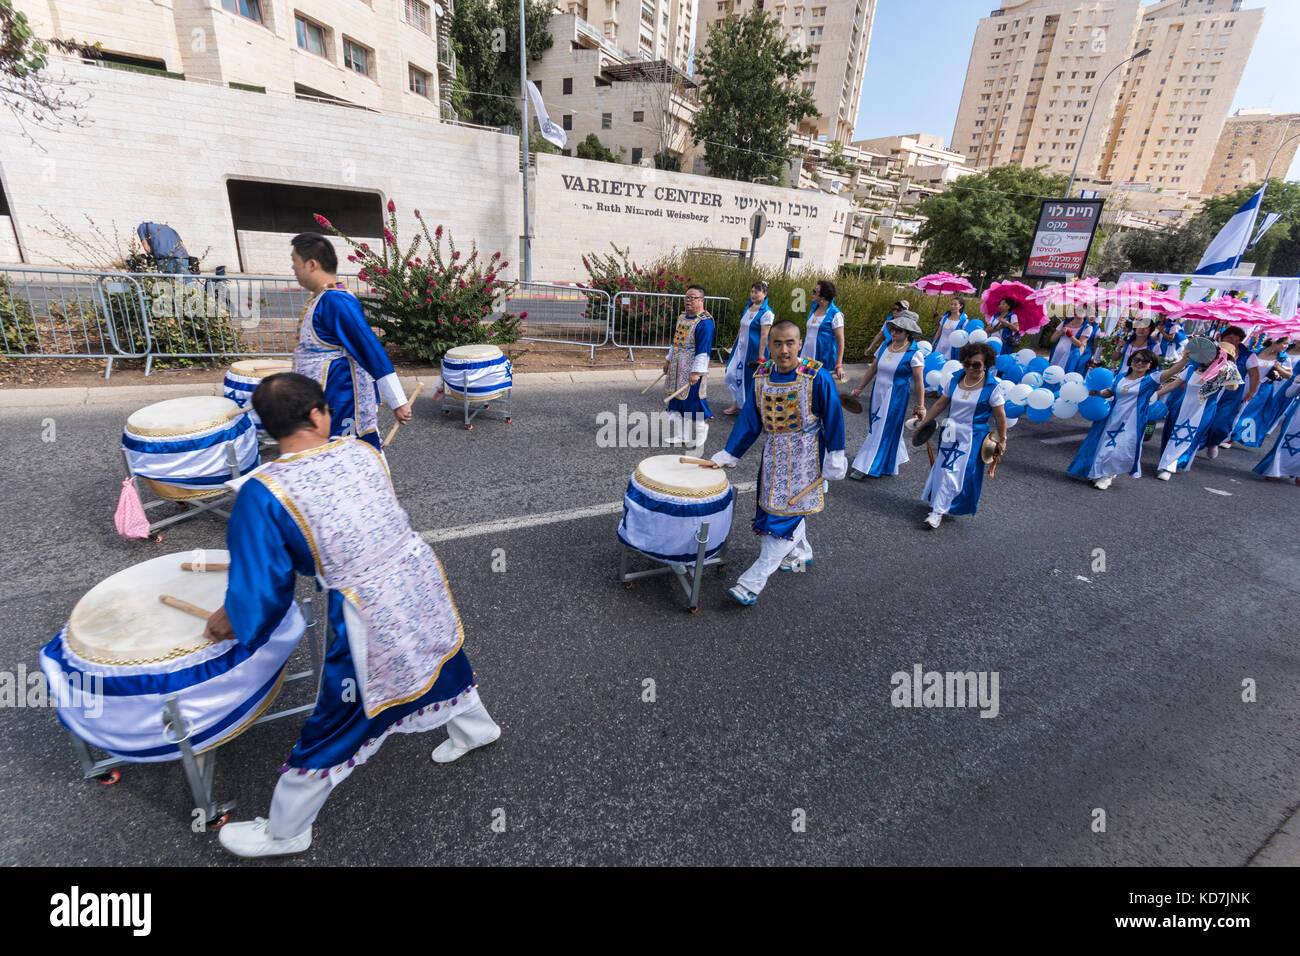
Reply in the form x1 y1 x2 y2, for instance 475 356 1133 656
22 0 450 116
1202 109 1300 196
556 0 699 71
694 0 876 144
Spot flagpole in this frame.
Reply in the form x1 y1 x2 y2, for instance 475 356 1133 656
1233 125 1299 272
520 0 532 282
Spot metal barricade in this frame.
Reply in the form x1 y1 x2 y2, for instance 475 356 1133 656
0 267 151 377
507 281 611 360
610 291 732 362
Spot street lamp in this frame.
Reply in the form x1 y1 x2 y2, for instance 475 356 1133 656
1067 47 1151 198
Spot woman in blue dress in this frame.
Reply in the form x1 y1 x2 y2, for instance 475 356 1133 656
1231 336 1292 447
722 280 774 416
847 312 927 479
1113 318 1159 376
932 298 970 361
1048 314 1096 375
986 298 1020 351
800 279 846 381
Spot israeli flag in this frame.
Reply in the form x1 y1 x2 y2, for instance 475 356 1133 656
687 43 695 77
525 80 566 149
1249 211 1281 250
1195 186 1264 275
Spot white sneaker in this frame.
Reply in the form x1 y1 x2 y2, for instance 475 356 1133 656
1093 476 1112 490
218 817 311 858
728 585 758 606
432 725 502 764
1156 470 1172 481
924 512 943 529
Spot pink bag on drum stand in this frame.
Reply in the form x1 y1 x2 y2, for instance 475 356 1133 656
114 478 150 539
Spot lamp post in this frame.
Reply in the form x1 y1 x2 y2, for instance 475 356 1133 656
1067 47 1150 199
520 0 532 282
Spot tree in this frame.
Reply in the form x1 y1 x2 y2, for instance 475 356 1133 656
1 0 95 141
825 140 851 173
690 10 816 183
575 133 617 163
450 0 553 129
913 165 1068 290
1092 218 1213 282
1194 178 1300 277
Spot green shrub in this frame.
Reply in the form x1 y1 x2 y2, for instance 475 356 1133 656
0 277 40 354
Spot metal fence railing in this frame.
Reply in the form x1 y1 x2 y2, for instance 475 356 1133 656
508 281 611 360
610 291 732 362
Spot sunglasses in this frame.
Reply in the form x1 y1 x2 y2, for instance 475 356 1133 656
1131 357 1152 364
962 361 985 369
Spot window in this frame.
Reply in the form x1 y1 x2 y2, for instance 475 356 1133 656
409 65 429 97
404 0 431 34
562 114 572 130
631 147 643 164
344 39 370 76
633 110 644 122
221 0 263 22
601 112 611 129
295 16 326 57
563 77 573 94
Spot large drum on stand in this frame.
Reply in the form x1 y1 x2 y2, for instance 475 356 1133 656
223 359 292 434
122 396 259 500
440 344 513 429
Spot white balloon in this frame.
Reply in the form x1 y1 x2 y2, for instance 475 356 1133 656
1042 364 1066 385
925 369 943 389
1004 416 1019 428
917 340 933 353
1059 381 1089 403
967 328 989 345
1008 383 1034 405
1020 372 1043 388
1015 348 1037 365
1052 398 1078 419
949 330 969 349
1063 372 1085 385
941 360 962 378
1027 387 1055 410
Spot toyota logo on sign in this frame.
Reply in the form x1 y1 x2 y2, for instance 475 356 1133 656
1040 234 1063 247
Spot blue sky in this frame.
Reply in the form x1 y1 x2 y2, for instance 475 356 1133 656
853 0 1299 181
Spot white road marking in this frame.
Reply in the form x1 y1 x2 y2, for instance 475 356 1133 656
1039 432 1092 445
1076 575 1092 583
1204 487 1233 496
420 481 757 542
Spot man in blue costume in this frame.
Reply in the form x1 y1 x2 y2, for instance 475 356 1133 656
205 373 500 858
711 320 847 605
290 233 412 450
662 284 715 451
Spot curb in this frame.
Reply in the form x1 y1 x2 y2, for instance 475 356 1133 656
1249 802 1300 867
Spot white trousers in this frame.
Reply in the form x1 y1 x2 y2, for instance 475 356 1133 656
268 699 500 839
737 520 811 595
667 412 708 450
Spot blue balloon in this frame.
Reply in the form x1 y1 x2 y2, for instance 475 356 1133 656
1004 401 1026 419
1085 367 1114 391
988 338 1003 355
965 319 985 332
1028 356 1050 374
1079 396 1111 421
1002 362 1025 384
1146 400 1169 422
995 354 1014 373
1026 404 1053 423
1046 380 1061 393
924 352 945 374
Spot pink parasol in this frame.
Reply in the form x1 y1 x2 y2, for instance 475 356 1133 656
914 272 976 295
1028 277 1101 305
982 280 1047 335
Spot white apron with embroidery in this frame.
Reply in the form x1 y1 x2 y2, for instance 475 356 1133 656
293 288 379 438
757 369 824 515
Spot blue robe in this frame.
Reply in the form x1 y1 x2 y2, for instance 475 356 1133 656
1067 372 1161 479
1232 361 1288 447
725 298 773 408
225 479 474 771
305 290 398 451
803 301 844 368
724 361 846 538
854 341 923 477
1202 350 1256 448
667 312 715 418
921 370 1003 516
1253 378 1300 478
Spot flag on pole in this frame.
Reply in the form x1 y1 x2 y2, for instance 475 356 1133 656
1194 186 1264 275
525 80 566 149
1248 211 1281 250
687 43 695 77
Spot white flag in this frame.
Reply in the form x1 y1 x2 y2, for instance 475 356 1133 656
1249 211 1281 250
525 80 566 149
1195 186 1264 275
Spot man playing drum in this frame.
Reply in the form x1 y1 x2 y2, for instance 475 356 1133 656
662 284 715 451
205 373 500 858
710 320 847 605
290 233 413 450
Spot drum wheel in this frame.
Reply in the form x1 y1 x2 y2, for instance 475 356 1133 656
208 813 229 830
464 424 473 431
150 532 164 544
98 769 122 786
505 418 513 424
689 606 699 614
443 410 451 417
622 582 633 590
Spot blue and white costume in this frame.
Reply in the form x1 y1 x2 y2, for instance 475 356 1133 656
1253 375 1300 479
1050 319 1095 374
294 285 407 450
1203 349 1259 449
1114 333 1159 376
932 311 970 361
1232 357 1284 447
665 309 714 447
1157 365 1228 474
1157 321 1188 363
223 438 497 838
851 340 925 477
1067 371 1162 480
921 370 1004 517
712 358 847 596
724 298 773 410
990 311 1019 349
801 301 844 369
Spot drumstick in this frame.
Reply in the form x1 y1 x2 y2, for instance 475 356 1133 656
181 561 229 572
663 382 693 404
383 381 426 446
159 594 213 620
678 456 720 469
926 441 935 466
640 372 666 395
788 477 824 505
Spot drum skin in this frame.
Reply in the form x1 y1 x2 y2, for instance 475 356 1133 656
441 344 512 402
617 455 733 565
122 396 259 500
38 551 304 762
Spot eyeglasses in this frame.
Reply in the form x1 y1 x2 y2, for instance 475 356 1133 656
684 294 703 301
1131 357 1152 364
962 361 984 369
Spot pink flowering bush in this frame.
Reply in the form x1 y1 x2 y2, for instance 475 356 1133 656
580 243 692 339
314 207 521 363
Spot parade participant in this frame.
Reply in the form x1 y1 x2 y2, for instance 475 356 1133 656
1114 318 1158 376
1067 349 1179 489
1155 340 1242 481
721 281 774 416
932 298 970 361
710 320 847 605
207 373 500 858
848 312 926 479
290 233 411 450
1048 313 1095 375
1232 337 1292 447
800 279 846 381
864 298 912 358
1155 318 1188 364
1203 325 1260 456
661 284 715 450
914 341 1007 529
1253 368 1300 485
986 297 1021 351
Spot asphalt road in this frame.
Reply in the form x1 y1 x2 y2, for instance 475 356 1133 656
1 376 1296 866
